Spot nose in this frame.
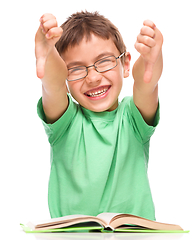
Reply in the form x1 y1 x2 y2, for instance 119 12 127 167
85 66 102 85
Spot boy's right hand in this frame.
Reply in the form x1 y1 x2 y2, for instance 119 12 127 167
35 13 63 79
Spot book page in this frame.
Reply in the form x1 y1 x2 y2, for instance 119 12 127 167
96 213 122 226
28 214 91 228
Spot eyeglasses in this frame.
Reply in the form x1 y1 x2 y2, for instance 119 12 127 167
67 52 126 82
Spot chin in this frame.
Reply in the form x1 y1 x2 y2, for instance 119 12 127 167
73 94 119 112
83 105 108 112
83 101 118 112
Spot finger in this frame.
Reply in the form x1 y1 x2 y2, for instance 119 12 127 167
140 26 155 38
143 20 156 30
134 42 151 55
40 18 58 35
45 27 63 39
144 62 154 83
137 34 156 48
40 13 56 24
36 57 46 79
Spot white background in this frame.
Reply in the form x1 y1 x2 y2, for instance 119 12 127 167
1 0 193 235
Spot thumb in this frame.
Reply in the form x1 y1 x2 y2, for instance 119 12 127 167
36 57 46 79
144 62 154 83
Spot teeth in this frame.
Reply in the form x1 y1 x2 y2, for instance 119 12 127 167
87 88 108 97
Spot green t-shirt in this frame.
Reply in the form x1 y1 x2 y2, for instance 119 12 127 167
37 94 160 221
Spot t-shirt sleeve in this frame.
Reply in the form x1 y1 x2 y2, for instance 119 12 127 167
127 97 160 144
37 94 77 145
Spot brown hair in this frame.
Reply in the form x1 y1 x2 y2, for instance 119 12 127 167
55 11 126 63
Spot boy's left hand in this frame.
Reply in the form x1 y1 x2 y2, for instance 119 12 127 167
135 20 163 83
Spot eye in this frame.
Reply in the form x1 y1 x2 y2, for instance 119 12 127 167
96 56 116 67
69 66 86 75
98 58 112 65
95 56 116 72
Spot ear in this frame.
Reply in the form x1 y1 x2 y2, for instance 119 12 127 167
123 52 131 78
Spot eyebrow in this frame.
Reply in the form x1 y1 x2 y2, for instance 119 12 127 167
95 52 114 61
67 61 84 69
67 51 114 69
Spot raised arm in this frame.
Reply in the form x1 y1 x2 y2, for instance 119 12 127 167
132 20 163 125
35 13 68 124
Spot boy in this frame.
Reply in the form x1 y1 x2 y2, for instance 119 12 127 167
35 11 163 220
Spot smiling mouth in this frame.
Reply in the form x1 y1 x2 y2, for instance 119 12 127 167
84 85 111 98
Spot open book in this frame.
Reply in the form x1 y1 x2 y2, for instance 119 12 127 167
21 213 189 233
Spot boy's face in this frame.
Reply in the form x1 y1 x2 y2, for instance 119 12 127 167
62 34 130 112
